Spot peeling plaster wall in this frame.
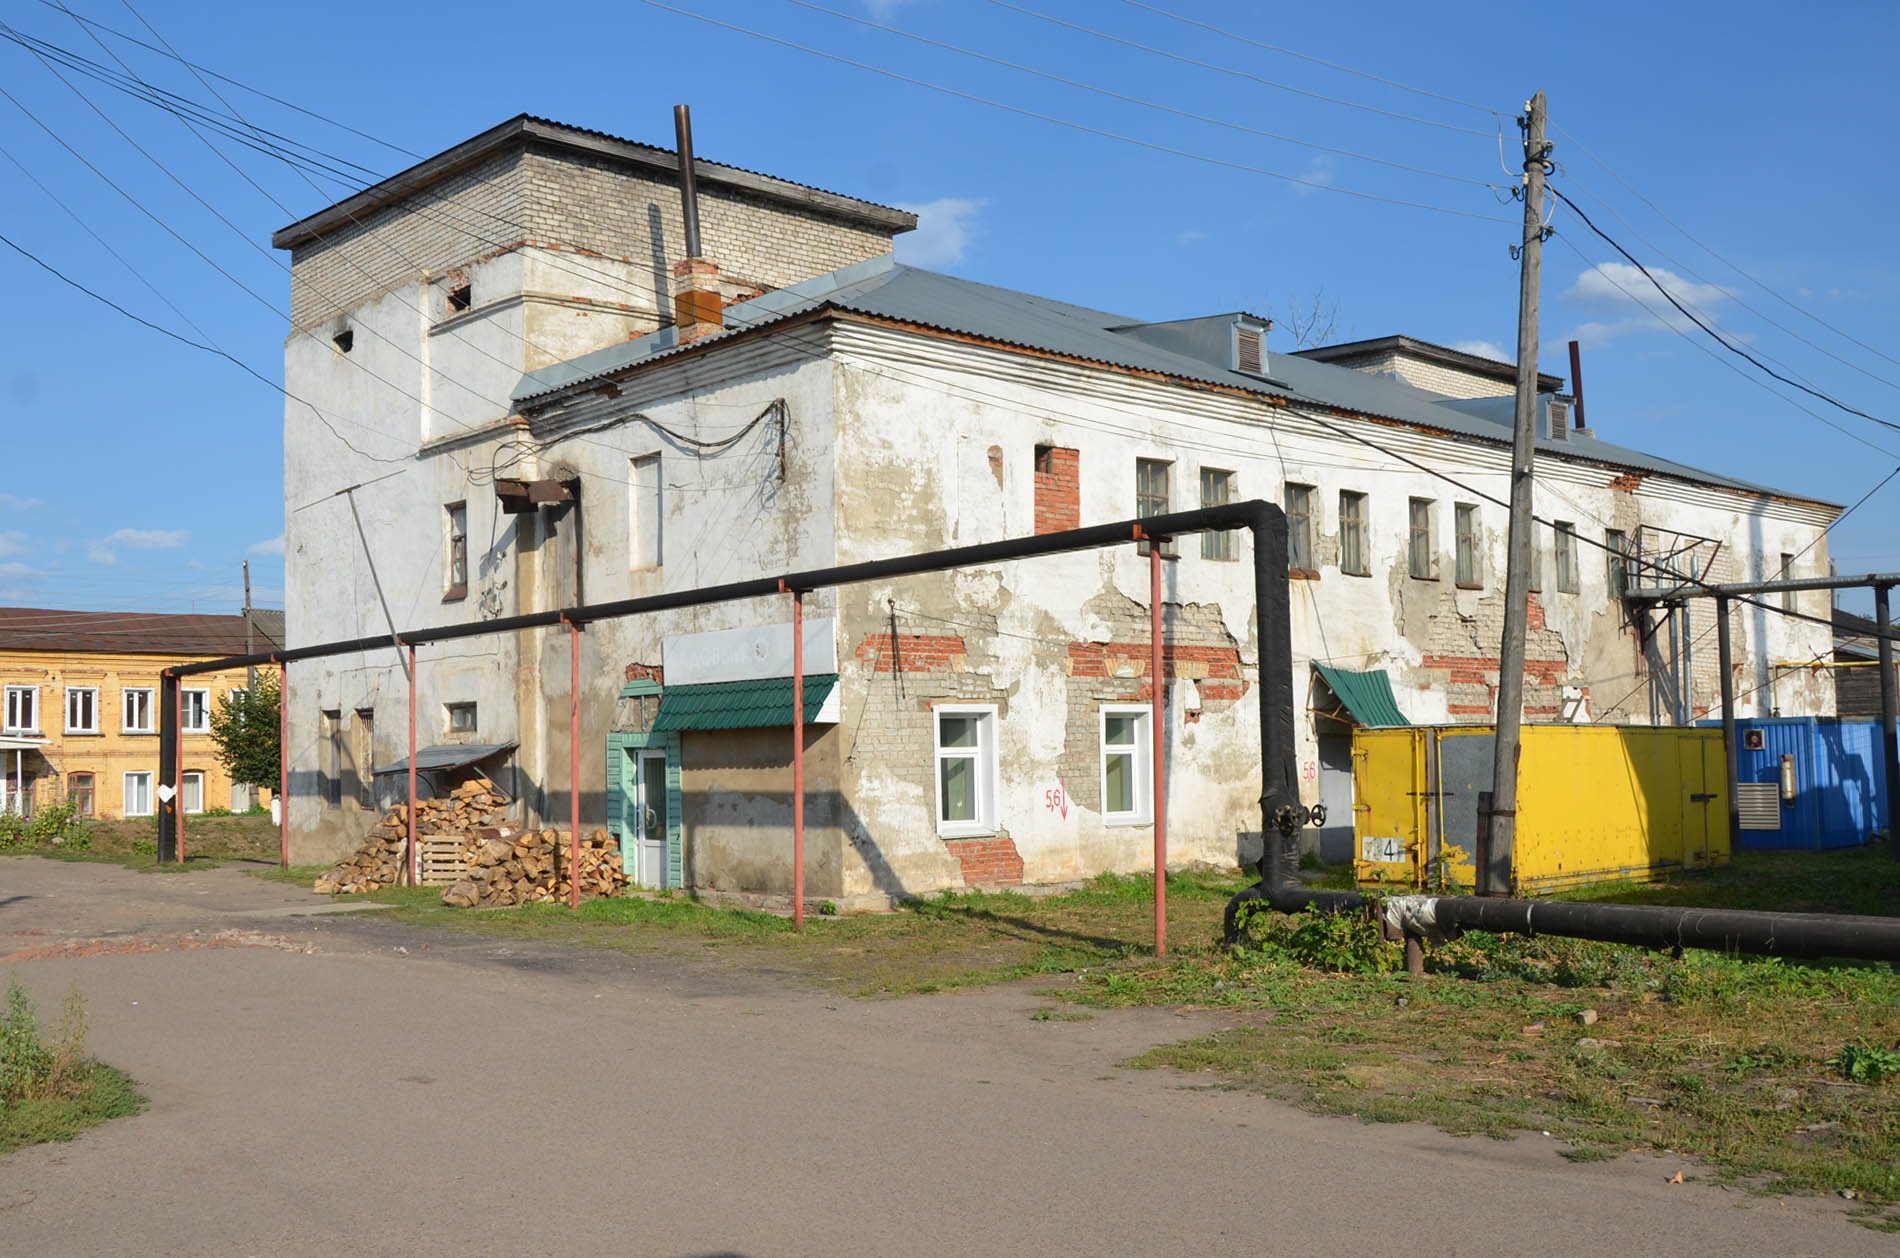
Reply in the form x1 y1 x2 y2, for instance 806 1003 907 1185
820 323 1834 889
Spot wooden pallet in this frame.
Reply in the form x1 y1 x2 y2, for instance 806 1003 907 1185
417 835 469 887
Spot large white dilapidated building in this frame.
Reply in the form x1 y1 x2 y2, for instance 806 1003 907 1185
278 115 1838 899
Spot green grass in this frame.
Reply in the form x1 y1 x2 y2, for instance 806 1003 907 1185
1 979 146 1154
0 1061 145 1153
2 813 281 873
302 869 1246 996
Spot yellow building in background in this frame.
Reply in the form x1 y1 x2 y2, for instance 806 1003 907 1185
0 608 281 821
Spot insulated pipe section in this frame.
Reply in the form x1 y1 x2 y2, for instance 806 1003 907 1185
1225 883 1900 964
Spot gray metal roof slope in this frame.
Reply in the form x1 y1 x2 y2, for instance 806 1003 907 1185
512 261 1836 507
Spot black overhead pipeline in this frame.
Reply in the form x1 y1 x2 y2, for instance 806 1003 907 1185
156 499 1305 866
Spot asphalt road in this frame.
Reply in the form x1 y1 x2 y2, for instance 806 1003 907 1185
0 857 1881 1257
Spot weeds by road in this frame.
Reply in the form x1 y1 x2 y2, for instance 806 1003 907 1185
0 979 144 1154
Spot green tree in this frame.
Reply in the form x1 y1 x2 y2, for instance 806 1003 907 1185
209 674 280 790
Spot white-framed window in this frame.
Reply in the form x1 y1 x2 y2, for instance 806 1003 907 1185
933 705 999 837
182 689 210 733
65 686 99 734
1099 705 1153 824
182 771 204 815
4 685 38 734
123 771 153 817
123 687 154 733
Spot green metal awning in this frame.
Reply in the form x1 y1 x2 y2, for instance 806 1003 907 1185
1313 665 1410 728
651 674 839 732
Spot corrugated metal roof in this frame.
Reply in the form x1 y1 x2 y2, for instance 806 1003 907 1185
511 260 1836 507
376 741 518 776
651 674 838 732
0 607 283 656
1314 665 1411 728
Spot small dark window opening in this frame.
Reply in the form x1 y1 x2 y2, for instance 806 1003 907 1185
448 284 472 314
332 328 354 353
446 702 477 734
1034 444 1056 475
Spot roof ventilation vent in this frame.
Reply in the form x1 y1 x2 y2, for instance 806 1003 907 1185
1236 325 1264 375
1548 398 1569 439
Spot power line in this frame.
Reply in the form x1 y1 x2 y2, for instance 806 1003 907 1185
1550 184 1900 438
1552 121 1900 375
1549 236 1900 462
782 0 1502 190
633 0 1513 224
1555 169 1900 398
0 228 405 465
33 0 422 160
986 0 1494 137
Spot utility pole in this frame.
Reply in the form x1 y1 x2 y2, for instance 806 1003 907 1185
1485 90 1550 896
243 560 256 690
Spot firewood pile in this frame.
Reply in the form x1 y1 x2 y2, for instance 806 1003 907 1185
312 780 508 895
440 828 629 908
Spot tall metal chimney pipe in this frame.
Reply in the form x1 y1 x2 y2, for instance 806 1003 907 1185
673 104 703 260
1567 339 1587 429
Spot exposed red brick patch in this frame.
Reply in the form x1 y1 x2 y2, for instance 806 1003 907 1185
1421 654 1568 686
987 444 1004 488
942 836 1024 887
1066 641 1250 704
624 662 664 684
854 633 967 673
1033 445 1080 535
1608 472 1645 493
1527 593 1546 631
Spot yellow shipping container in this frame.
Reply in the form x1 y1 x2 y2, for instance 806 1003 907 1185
1352 725 1728 894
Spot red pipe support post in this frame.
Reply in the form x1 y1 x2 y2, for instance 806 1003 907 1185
569 618 581 911
1150 541 1167 957
278 661 288 869
790 587 806 931
406 644 418 888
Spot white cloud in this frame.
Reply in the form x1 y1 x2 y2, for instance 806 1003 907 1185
106 527 189 549
1292 155 1335 197
862 0 919 18
0 493 39 510
1452 339 1510 364
893 197 987 268
85 528 188 567
1559 261 1736 347
0 531 25 559
248 533 286 557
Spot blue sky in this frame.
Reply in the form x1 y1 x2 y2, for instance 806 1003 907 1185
2 0 1896 617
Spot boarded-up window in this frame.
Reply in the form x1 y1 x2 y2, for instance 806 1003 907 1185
1555 522 1578 592
631 455 661 569
445 502 468 600
1455 503 1480 587
1339 491 1368 576
1285 483 1314 572
1200 468 1235 561
1606 529 1630 598
1408 499 1434 580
